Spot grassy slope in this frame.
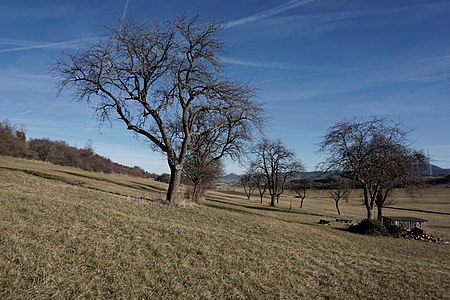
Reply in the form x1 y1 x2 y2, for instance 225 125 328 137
1 156 449 299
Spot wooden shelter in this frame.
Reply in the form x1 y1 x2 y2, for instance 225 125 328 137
382 216 427 230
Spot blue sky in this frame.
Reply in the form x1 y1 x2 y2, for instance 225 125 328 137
1 0 450 174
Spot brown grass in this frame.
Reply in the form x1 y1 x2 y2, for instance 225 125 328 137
1 156 449 299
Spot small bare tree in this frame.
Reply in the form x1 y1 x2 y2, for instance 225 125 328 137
251 139 304 207
290 177 311 208
183 153 224 203
241 172 257 200
253 171 267 204
328 177 351 216
53 15 263 204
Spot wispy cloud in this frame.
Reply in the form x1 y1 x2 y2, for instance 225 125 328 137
121 0 130 21
258 52 450 106
14 110 35 116
221 56 360 74
0 39 37 47
225 1 450 36
221 56 300 71
0 70 53 90
223 0 317 29
0 37 98 54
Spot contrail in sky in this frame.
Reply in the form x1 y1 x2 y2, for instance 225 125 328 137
121 0 130 21
223 0 317 28
0 37 98 54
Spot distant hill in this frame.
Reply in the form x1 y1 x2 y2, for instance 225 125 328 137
429 165 450 176
220 172 241 184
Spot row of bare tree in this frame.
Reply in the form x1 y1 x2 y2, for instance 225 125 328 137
240 117 427 221
241 174 350 216
52 14 427 221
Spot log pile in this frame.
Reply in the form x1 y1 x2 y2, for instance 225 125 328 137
388 226 441 242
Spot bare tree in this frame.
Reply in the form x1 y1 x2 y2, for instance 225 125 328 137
327 177 351 216
183 152 224 203
241 171 257 200
290 177 311 208
251 139 304 207
183 99 262 203
53 15 263 204
318 116 426 220
369 137 426 221
253 171 267 204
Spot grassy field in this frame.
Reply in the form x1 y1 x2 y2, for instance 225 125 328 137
1 156 449 299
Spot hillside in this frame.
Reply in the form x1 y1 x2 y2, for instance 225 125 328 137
430 164 450 176
0 120 154 178
1 156 450 299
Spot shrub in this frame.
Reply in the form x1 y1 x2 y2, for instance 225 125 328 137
0 120 29 158
348 219 389 236
156 173 171 183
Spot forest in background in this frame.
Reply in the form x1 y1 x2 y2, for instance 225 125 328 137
0 120 155 178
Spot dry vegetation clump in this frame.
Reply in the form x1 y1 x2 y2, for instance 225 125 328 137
348 219 390 236
1 157 450 299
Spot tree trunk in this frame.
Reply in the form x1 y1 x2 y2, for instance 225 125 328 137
335 201 341 215
167 165 182 204
191 181 207 203
366 207 374 220
377 205 383 222
300 197 305 208
270 194 276 207
363 188 374 220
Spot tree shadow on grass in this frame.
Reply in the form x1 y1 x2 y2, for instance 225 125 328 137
204 198 332 228
57 170 166 193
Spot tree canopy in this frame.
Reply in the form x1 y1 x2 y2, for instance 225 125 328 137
53 15 264 204
250 139 304 207
318 116 427 220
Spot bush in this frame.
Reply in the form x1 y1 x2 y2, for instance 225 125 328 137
0 120 29 158
348 219 389 236
156 173 171 183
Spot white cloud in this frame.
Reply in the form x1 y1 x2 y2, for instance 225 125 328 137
223 0 317 29
221 56 299 71
0 37 98 54
121 0 130 21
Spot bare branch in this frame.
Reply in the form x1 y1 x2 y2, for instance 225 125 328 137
53 15 264 204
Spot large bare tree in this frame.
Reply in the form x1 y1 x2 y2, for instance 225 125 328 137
53 15 263 204
251 139 304 207
318 116 426 220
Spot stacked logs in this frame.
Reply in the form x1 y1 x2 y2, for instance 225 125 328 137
388 226 441 242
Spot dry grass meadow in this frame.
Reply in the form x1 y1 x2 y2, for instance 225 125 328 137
1 156 449 299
